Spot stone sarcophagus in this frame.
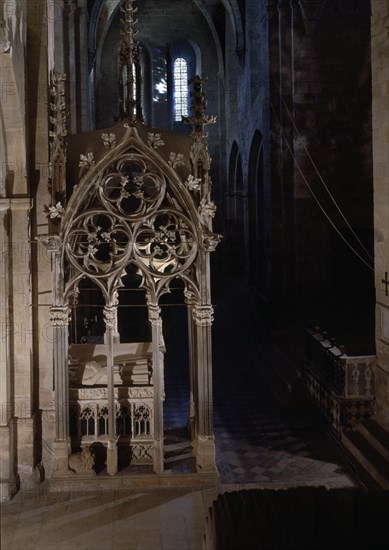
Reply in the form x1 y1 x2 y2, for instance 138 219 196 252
68 342 161 464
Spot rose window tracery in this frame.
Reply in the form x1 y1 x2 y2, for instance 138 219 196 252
64 150 199 295
134 210 197 276
99 157 165 219
66 212 131 276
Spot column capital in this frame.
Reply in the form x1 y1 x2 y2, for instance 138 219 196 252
36 234 62 253
50 305 70 326
0 198 33 211
184 290 196 306
103 305 117 329
192 305 214 326
148 304 162 327
203 230 222 252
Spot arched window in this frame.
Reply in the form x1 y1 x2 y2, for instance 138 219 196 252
173 58 189 121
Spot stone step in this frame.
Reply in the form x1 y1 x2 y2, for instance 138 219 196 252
164 451 193 464
164 440 192 454
341 430 389 489
358 418 389 461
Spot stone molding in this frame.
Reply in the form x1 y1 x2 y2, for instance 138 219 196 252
71 387 154 400
103 306 117 329
50 306 70 326
36 234 62 252
148 305 162 327
192 305 214 326
0 198 33 211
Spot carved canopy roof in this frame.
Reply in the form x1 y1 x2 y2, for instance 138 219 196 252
61 120 219 304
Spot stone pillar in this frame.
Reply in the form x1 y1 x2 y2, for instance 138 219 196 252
50 304 71 476
39 236 71 477
47 0 66 73
66 0 78 134
371 0 389 423
148 304 164 474
185 292 197 439
268 0 286 300
192 304 217 472
77 0 90 131
0 200 17 500
103 305 118 476
0 199 35 495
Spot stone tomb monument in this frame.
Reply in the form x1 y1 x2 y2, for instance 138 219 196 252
68 342 159 468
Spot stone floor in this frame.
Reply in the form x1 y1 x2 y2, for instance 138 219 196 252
1 277 360 549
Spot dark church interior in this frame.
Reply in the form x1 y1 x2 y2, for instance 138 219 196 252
1 0 388 548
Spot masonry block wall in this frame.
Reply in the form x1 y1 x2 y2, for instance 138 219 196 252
223 0 374 314
372 0 389 422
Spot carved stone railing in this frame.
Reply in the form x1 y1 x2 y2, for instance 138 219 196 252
305 328 376 432
69 386 154 464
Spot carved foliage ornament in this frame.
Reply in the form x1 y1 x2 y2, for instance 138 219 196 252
103 306 117 329
44 201 64 221
168 152 185 168
192 305 214 326
49 71 67 204
102 133 117 149
147 133 164 149
37 234 62 252
50 306 70 326
148 305 162 327
185 175 201 192
203 230 222 252
79 152 95 171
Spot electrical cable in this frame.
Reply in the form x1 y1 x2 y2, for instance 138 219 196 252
270 102 375 273
281 96 375 263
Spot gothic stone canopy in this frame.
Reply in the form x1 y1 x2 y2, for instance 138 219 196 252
62 120 220 305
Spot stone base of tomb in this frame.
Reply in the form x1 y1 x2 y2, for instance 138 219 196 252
45 471 220 494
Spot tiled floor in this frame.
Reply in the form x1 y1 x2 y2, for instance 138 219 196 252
163 277 356 489
1 277 359 549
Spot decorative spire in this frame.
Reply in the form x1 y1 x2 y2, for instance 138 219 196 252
47 71 68 228
183 76 216 137
184 76 216 202
118 0 143 123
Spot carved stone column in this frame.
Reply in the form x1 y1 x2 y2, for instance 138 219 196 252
77 0 90 131
50 305 71 476
148 304 164 474
192 304 217 472
103 305 118 476
65 0 77 133
38 235 71 477
0 200 17 500
185 292 197 440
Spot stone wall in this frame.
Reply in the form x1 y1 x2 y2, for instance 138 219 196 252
0 0 36 500
371 0 389 423
222 0 374 308
270 0 373 302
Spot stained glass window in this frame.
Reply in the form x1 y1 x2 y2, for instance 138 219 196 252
173 58 188 121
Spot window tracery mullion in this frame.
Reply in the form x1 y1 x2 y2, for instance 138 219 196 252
174 58 189 121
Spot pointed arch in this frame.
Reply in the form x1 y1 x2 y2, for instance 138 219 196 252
61 128 202 304
248 130 267 289
224 141 244 271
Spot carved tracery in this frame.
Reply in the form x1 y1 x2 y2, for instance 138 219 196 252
63 138 201 302
44 55 220 475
